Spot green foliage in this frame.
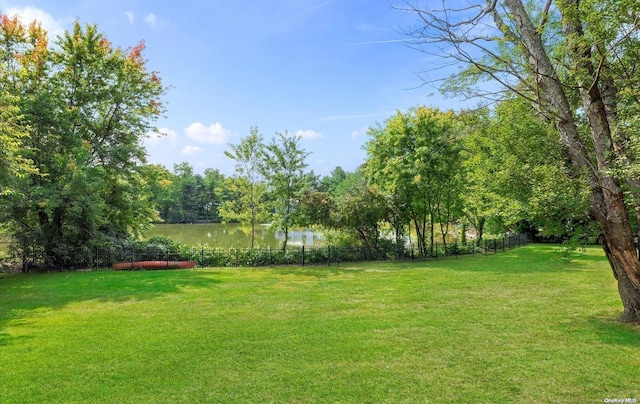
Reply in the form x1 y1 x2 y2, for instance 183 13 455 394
318 166 348 195
321 228 361 247
0 19 166 268
297 188 335 228
0 91 34 196
364 107 464 257
402 0 640 319
330 172 389 251
555 226 589 264
144 163 228 223
260 131 311 251
220 127 269 248
460 98 590 240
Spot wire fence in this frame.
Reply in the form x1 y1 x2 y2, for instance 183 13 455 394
5 233 530 273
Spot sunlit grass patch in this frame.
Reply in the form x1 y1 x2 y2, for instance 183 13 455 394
0 245 638 402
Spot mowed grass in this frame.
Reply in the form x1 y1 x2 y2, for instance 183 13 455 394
1 245 639 403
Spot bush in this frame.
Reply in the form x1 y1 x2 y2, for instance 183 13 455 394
555 232 586 263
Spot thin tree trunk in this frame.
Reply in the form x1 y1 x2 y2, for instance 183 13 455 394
282 227 288 252
477 217 485 242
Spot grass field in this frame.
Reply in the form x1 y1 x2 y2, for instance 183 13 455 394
1 244 639 403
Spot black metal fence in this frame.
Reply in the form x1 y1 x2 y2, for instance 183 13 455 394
6 233 529 272
180 233 528 268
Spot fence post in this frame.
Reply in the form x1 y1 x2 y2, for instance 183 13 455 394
302 246 305 267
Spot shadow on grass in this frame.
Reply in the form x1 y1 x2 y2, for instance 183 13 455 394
269 264 366 279
586 316 640 347
429 244 608 274
0 269 221 346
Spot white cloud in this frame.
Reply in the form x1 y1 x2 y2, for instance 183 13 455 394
144 13 157 29
145 127 178 147
5 6 65 39
350 125 370 139
182 145 204 156
124 11 135 26
295 129 323 140
185 122 232 144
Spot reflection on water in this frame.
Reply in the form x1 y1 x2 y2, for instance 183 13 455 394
144 223 323 249
0 224 324 253
274 229 323 247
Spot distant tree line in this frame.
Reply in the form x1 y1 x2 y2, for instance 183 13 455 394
145 101 585 257
0 15 597 268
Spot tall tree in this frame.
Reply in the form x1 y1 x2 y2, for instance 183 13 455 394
202 168 226 222
332 174 389 252
401 0 640 321
0 19 165 267
260 131 310 251
220 127 268 248
142 163 175 222
365 107 462 257
173 162 200 222
318 166 348 195
460 100 589 239
0 91 33 196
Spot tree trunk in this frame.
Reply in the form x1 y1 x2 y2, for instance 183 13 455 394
282 227 288 252
250 220 255 249
477 217 485 242
601 78 640 257
503 0 640 322
601 235 640 322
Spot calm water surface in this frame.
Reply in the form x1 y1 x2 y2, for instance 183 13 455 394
0 223 324 254
144 223 324 248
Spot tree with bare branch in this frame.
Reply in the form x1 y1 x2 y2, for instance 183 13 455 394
399 0 640 322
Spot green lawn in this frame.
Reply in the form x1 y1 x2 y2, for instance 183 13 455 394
1 244 638 403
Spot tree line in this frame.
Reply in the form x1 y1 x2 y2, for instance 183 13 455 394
147 100 585 260
0 14 612 263
1 0 639 322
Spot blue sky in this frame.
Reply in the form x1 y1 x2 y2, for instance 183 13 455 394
4 0 464 176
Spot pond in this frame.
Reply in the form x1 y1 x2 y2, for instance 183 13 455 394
143 223 324 249
0 224 324 255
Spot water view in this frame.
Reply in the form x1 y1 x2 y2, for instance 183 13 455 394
0 224 324 255
143 223 324 249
